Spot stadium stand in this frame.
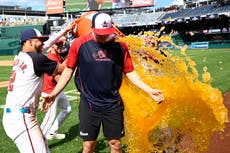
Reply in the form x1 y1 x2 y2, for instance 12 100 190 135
111 2 229 49
136 12 165 26
112 13 138 27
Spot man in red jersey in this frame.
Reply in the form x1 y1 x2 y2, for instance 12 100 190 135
41 38 71 140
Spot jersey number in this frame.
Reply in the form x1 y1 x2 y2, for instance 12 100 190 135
8 70 16 91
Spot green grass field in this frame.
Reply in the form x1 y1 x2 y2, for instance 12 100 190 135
0 48 230 152
170 48 230 93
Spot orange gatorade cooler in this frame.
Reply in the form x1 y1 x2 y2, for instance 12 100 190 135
72 11 125 37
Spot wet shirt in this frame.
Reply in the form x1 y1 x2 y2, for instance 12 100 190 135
67 33 134 111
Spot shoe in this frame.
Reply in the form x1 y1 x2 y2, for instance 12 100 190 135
46 133 66 140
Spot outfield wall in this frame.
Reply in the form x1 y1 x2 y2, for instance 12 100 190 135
0 24 45 55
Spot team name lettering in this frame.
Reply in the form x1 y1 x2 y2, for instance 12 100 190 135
8 59 27 91
19 62 27 73
93 50 111 61
14 59 27 73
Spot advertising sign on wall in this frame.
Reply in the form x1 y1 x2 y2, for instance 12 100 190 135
46 0 64 14
65 0 154 13
130 0 154 7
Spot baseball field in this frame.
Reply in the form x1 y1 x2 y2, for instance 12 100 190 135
0 48 230 152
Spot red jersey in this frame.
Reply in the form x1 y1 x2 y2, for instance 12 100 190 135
42 52 63 94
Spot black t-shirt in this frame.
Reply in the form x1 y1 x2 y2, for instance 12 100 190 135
67 33 134 111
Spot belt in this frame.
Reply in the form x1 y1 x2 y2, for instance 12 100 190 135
5 107 35 115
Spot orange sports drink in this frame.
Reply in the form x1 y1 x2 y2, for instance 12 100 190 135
72 12 228 153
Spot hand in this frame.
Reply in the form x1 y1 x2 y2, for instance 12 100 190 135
41 95 56 112
65 20 77 33
148 89 164 104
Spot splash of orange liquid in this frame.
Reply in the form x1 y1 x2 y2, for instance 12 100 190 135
117 30 228 153
73 12 228 152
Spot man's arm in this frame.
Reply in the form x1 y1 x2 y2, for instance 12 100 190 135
98 3 103 9
42 66 74 112
42 20 76 51
125 70 164 104
54 59 67 75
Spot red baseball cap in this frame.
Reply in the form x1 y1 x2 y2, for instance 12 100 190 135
92 12 115 35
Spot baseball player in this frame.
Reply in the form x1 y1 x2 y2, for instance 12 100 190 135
40 38 71 140
42 12 164 153
2 28 66 153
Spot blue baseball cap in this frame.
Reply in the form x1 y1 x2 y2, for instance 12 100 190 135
20 28 49 44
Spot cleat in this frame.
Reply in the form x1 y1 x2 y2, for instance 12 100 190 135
46 133 66 140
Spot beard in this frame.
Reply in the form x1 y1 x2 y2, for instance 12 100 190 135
35 44 43 53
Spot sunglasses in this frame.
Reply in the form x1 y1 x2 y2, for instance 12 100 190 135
55 42 64 47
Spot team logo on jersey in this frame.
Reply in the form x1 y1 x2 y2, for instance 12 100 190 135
92 50 110 61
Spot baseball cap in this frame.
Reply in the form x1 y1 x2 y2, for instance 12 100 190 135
20 28 49 44
92 12 115 35
55 39 64 44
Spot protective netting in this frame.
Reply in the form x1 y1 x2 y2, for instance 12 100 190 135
118 29 229 153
